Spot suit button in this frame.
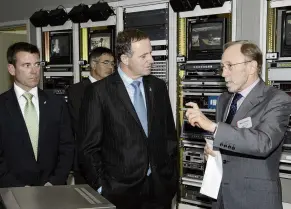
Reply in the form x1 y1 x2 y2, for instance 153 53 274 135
228 145 231 149
220 143 223 147
232 146 235 150
224 144 227 148
223 160 227 164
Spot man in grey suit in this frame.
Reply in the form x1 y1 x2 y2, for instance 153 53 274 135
185 40 291 209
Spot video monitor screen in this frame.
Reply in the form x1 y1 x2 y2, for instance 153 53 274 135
49 31 72 64
189 22 223 51
281 11 291 57
187 18 226 60
89 33 112 51
284 13 291 46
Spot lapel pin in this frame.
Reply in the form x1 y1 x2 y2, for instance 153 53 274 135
44 101 46 104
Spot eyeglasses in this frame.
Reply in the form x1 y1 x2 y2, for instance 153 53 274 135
93 60 115 67
220 60 252 72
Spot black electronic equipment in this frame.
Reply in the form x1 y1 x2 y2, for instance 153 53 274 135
48 30 73 65
187 17 227 61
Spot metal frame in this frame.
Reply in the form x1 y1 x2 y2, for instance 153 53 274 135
168 3 177 124
179 1 231 18
72 23 80 83
125 3 168 13
270 0 291 9
260 0 268 81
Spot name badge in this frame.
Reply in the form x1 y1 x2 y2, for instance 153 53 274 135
237 117 252 128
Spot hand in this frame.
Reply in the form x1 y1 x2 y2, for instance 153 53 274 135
204 143 216 161
185 102 216 133
44 182 53 186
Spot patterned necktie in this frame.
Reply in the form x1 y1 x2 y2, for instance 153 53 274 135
23 92 39 160
225 93 243 124
131 81 148 136
131 81 151 176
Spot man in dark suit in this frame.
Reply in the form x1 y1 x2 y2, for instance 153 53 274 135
67 47 114 184
78 29 178 209
186 40 291 209
0 42 74 187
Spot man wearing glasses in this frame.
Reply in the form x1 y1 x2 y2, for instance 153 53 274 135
186 40 291 209
67 47 114 184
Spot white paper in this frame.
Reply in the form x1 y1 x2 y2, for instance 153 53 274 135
237 117 252 128
200 139 223 199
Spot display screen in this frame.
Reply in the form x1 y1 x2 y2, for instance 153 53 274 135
50 35 70 57
189 22 223 51
284 14 291 46
90 33 111 51
49 31 72 64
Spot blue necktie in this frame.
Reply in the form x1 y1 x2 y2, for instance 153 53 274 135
225 93 243 124
131 81 151 175
131 81 148 136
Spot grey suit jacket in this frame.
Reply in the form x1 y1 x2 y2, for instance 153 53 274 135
212 80 291 209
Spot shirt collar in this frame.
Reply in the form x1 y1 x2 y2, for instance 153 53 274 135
88 75 98 83
238 78 260 98
118 66 143 87
14 83 38 100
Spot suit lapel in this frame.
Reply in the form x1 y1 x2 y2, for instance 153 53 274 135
143 76 153 136
5 88 28 137
113 73 143 130
82 78 91 87
231 80 265 126
5 88 37 161
37 89 49 160
218 93 232 122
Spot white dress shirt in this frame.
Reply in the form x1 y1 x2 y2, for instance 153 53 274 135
14 83 40 121
117 67 147 109
88 75 98 83
229 78 260 113
214 78 260 135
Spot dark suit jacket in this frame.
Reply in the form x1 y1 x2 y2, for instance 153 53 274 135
78 72 177 205
0 88 74 187
67 78 92 183
212 80 291 209
67 78 92 134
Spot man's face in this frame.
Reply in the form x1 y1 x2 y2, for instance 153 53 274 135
92 53 114 80
221 44 253 93
8 51 40 91
127 38 154 78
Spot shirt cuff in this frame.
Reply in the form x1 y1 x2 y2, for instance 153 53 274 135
213 123 218 138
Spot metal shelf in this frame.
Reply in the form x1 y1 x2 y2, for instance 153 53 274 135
186 60 221 64
42 21 73 32
151 40 167 46
270 0 291 8
152 50 167 56
268 68 291 81
80 16 116 28
179 1 231 18
44 72 73 77
81 71 90 77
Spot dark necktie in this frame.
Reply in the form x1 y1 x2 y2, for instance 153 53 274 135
225 93 243 124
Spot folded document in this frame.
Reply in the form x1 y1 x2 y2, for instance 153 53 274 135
200 139 223 199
